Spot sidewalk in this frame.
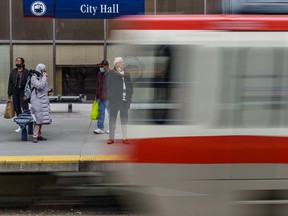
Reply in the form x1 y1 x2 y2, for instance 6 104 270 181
0 103 134 172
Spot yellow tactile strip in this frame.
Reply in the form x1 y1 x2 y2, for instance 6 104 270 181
0 155 131 164
80 155 130 162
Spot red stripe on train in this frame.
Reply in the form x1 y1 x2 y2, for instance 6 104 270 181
112 15 288 31
131 136 288 164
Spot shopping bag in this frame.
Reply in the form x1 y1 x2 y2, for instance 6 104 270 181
4 101 15 119
90 100 98 120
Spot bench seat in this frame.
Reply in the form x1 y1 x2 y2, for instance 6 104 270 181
49 95 82 112
13 110 33 141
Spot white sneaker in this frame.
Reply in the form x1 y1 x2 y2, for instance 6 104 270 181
93 128 105 134
15 127 22 133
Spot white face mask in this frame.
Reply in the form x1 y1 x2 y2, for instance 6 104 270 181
117 67 124 72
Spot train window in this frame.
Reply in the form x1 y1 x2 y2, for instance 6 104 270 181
109 44 192 124
219 47 288 128
231 0 288 14
114 43 288 127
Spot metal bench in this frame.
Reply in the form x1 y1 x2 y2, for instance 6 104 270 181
13 110 33 141
49 95 83 112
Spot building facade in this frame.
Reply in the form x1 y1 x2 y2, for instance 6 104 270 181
0 0 225 100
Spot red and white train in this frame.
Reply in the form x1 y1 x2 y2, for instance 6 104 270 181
109 15 288 216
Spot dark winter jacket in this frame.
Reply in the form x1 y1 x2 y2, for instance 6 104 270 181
104 68 133 108
7 68 30 96
96 72 107 101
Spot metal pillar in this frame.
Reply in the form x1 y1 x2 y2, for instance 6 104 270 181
9 0 13 70
104 19 107 60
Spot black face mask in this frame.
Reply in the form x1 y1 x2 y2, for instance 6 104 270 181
15 64 22 68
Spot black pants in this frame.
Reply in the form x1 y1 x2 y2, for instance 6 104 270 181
109 101 129 139
12 88 29 116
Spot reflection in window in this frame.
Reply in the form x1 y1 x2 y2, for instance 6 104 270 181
154 46 173 103
61 67 98 100
220 47 287 127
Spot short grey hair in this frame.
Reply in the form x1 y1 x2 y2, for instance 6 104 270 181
113 57 124 66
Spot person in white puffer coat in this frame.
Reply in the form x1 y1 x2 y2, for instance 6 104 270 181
30 63 52 143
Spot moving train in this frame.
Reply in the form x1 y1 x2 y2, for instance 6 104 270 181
108 15 288 216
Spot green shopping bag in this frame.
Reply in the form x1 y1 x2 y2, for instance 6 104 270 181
90 100 98 120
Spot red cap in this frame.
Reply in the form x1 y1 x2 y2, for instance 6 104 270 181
97 60 109 66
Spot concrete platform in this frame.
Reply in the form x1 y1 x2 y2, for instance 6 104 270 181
0 103 134 172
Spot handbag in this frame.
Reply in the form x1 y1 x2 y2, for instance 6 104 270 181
4 101 15 119
89 100 98 120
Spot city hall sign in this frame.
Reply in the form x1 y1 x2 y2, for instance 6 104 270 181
80 4 120 15
23 0 144 19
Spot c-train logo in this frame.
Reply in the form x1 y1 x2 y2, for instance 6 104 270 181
30 1 47 16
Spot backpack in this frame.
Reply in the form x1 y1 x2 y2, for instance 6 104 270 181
24 76 34 103
24 70 39 103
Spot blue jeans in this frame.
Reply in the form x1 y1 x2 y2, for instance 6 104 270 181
97 99 109 130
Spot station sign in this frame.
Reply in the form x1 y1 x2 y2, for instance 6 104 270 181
23 0 144 19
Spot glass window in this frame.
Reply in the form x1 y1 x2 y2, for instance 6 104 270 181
56 19 104 40
60 66 98 99
145 0 155 14
207 0 223 14
56 45 104 65
0 45 10 99
13 45 54 87
157 0 204 14
12 0 53 40
219 46 288 127
0 0 9 40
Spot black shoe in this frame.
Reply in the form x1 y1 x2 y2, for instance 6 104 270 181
32 138 38 143
37 136 47 141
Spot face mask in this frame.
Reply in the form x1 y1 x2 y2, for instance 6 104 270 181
117 67 124 72
99 67 105 73
15 64 22 68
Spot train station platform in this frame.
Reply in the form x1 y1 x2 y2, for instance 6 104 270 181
0 103 135 172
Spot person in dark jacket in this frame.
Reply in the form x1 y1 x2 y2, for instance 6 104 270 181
93 60 110 134
7 57 30 132
105 57 133 144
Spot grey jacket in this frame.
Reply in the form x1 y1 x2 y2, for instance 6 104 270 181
30 75 51 125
